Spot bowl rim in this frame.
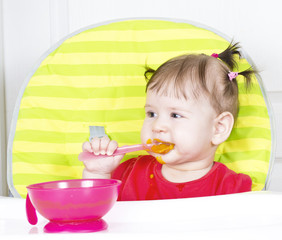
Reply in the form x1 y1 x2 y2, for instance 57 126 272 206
26 178 122 191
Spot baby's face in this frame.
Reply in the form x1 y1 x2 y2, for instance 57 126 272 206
141 89 217 166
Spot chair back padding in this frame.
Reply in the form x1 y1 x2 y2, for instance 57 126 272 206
7 19 273 198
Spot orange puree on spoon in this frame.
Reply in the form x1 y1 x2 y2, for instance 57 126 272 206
146 139 174 154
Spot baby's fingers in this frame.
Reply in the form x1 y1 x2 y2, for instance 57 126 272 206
99 136 111 155
91 136 110 155
82 141 93 153
106 140 118 155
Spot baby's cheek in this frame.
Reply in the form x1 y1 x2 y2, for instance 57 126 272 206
140 130 146 144
140 123 150 143
174 141 191 155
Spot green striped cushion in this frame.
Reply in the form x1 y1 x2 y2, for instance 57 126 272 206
10 19 271 197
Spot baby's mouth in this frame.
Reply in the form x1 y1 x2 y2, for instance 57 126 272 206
146 139 175 154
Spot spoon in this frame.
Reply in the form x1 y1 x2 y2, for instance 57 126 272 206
78 140 175 161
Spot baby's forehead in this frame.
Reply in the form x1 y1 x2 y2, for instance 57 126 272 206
147 78 206 101
146 86 205 104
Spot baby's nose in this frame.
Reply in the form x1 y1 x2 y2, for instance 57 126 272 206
152 117 168 133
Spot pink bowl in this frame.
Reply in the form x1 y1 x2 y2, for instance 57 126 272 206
26 179 121 224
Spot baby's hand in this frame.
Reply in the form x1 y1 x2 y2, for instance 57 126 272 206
81 136 124 178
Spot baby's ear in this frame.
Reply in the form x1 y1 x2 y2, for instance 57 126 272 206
212 112 234 145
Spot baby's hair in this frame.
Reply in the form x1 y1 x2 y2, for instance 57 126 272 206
213 41 257 89
216 42 241 70
144 42 258 120
236 68 257 89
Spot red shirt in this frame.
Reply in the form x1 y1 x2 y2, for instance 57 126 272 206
112 155 252 201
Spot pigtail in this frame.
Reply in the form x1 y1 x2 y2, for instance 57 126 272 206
144 65 155 81
228 67 258 91
213 42 258 89
217 42 241 70
238 67 258 89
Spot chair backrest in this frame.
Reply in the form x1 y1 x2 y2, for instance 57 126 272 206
7 18 274 198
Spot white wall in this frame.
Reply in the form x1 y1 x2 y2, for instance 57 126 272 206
1 0 282 195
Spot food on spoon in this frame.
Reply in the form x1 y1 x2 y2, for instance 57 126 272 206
146 139 174 154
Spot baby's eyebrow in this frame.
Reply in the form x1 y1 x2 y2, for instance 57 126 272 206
169 107 192 113
144 104 152 108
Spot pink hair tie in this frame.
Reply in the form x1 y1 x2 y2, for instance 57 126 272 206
211 53 219 58
228 72 238 81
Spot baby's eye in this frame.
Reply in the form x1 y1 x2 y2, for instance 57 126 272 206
171 113 182 118
146 111 157 118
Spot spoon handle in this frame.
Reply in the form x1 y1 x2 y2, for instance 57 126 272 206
78 144 153 161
